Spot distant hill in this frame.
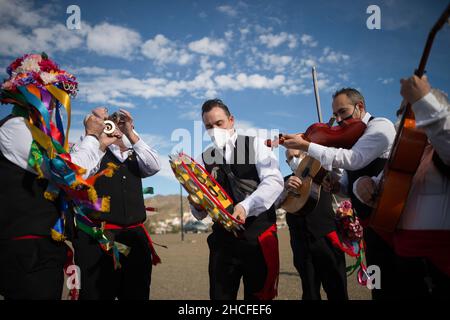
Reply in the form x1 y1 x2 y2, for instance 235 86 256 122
144 194 192 222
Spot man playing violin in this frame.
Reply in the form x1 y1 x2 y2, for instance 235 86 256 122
281 88 397 299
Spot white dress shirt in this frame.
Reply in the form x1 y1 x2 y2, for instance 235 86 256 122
190 131 284 220
354 92 450 230
73 133 161 179
0 116 104 174
307 112 396 173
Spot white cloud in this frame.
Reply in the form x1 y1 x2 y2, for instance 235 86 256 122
0 0 51 28
259 32 297 48
319 47 350 64
0 24 86 56
215 73 285 91
217 5 237 17
139 133 173 150
239 28 250 41
301 58 316 68
86 22 142 59
300 34 318 47
260 54 293 72
72 66 132 76
377 77 394 84
188 37 227 56
224 30 233 41
141 34 193 65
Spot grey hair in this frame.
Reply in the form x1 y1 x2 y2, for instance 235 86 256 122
332 87 366 108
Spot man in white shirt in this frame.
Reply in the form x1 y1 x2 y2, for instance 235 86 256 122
189 99 283 300
0 53 113 300
72 107 161 300
354 75 450 299
281 88 397 299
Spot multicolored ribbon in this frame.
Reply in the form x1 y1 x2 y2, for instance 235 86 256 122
2 82 128 269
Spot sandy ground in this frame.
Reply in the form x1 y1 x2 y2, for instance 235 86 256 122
1 228 371 300
150 228 372 300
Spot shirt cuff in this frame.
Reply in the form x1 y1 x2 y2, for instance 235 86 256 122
132 136 145 149
412 92 449 127
190 205 208 220
238 199 251 217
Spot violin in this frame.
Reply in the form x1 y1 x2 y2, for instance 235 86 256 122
265 117 367 149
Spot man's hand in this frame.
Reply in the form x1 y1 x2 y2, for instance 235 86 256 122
232 204 247 223
281 133 310 151
187 195 205 212
321 174 341 194
354 176 378 207
99 129 123 152
400 75 431 105
84 114 105 139
285 176 302 194
117 109 140 144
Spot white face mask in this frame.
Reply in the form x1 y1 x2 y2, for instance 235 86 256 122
288 156 301 172
207 127 233 149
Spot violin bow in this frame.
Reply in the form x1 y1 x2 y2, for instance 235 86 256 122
312 66 324 123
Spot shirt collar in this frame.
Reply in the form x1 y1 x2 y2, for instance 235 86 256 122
362 112 372 124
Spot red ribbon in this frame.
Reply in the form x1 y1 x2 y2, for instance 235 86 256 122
254 224 279 300
103 223 161 265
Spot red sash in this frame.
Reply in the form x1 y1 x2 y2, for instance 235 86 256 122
255 224 279 300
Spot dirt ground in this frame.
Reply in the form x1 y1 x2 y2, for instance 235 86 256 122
150 228 372 300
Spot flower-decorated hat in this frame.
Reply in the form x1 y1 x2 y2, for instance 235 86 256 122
1 52 78 98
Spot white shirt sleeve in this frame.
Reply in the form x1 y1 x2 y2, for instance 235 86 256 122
238 137 284 218
131 137 161 178
70 135 105 175
0 117 35 173
412 92 450 165
307 117 396 171
0 117 104 177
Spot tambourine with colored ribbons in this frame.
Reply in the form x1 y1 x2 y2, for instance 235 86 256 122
169 152 245 235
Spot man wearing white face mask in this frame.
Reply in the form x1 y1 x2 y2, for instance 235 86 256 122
71 107 162 300
189 99 284 300
276 149 347 300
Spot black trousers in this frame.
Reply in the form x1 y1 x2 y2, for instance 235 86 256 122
0 238 67 300
364 227 450 300
287 218 348 300
73 226 152 300
207 231 268 300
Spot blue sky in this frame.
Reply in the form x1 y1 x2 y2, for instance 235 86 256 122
1 0 449 195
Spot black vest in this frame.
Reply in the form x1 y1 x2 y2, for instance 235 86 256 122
0 115 59 239
347 157 387 220
346 116 388 220
91 148 146 226
202 135 276 240
286 174 337 238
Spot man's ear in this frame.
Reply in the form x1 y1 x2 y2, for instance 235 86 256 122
229 115 235 128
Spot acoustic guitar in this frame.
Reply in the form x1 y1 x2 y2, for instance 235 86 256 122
370 4 450 232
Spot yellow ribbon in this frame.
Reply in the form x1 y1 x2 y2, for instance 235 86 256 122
25 120 56 159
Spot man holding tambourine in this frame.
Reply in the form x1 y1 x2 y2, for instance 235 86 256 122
188 99 284 300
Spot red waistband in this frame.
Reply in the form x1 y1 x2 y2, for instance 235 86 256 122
11 235 47 240
103 223 143 230
101 222 161 266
